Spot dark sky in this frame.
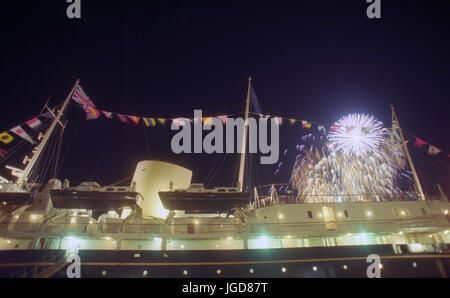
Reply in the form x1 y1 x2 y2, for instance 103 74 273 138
0 0 449 194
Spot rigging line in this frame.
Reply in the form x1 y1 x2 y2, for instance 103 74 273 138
42 129 59 184
41 126 60 184
142 121 151 159
208 154 228 187
0 140 27 163
232 153 239 187
53 121 67 178
413 151 450 175
89 152 104 181
107 175 133 186
31 129 57 185
56 120 82 176
203 155 222 187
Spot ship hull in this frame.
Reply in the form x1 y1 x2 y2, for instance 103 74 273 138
1 245 448 278
158 191 250 213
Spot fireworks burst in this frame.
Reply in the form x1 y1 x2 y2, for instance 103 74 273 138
291 114 413 203
328 114 383 156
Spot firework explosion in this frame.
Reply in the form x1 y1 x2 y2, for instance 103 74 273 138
291 114 413 203
328 114 383 156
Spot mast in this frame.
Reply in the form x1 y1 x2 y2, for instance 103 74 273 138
16 79 80 185
391 105 425 201
237 76 252 192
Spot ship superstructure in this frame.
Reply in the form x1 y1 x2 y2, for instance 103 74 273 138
0 80 449 278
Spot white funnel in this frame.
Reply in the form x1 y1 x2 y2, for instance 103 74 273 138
131 161 192 218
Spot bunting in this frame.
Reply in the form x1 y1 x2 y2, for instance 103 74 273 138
41 111 55 119
274 116 283 126
302 121 312 129
102 111 114 119
0 132 14 145
127 115 141 125
217 115 228 124
428 146 441 155
412 137 449 157
10 126 35 144
117 114 128 123
26 117 42 130
143 117 157 127
202 117 213 126
0 112 47 150
0 148 7 159
413 137 428 148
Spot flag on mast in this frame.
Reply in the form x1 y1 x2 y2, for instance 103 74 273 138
102 111 114 119
413 137 428 148
0 132 14 144
249 83 262 113
26 117 42 130
428 146 441 155
72 85 101 120
10 126 36 144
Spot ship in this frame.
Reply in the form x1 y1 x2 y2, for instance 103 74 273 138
0 79 449 278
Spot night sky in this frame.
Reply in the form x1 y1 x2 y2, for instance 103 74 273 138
1 1 449 195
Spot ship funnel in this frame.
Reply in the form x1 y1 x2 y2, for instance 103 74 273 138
131 161 192 219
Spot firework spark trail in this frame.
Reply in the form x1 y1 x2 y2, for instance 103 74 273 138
291 114 411 203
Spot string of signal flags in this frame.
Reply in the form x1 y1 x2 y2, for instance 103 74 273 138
1 84 448 160
72 84 450 159
73 84 337 131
